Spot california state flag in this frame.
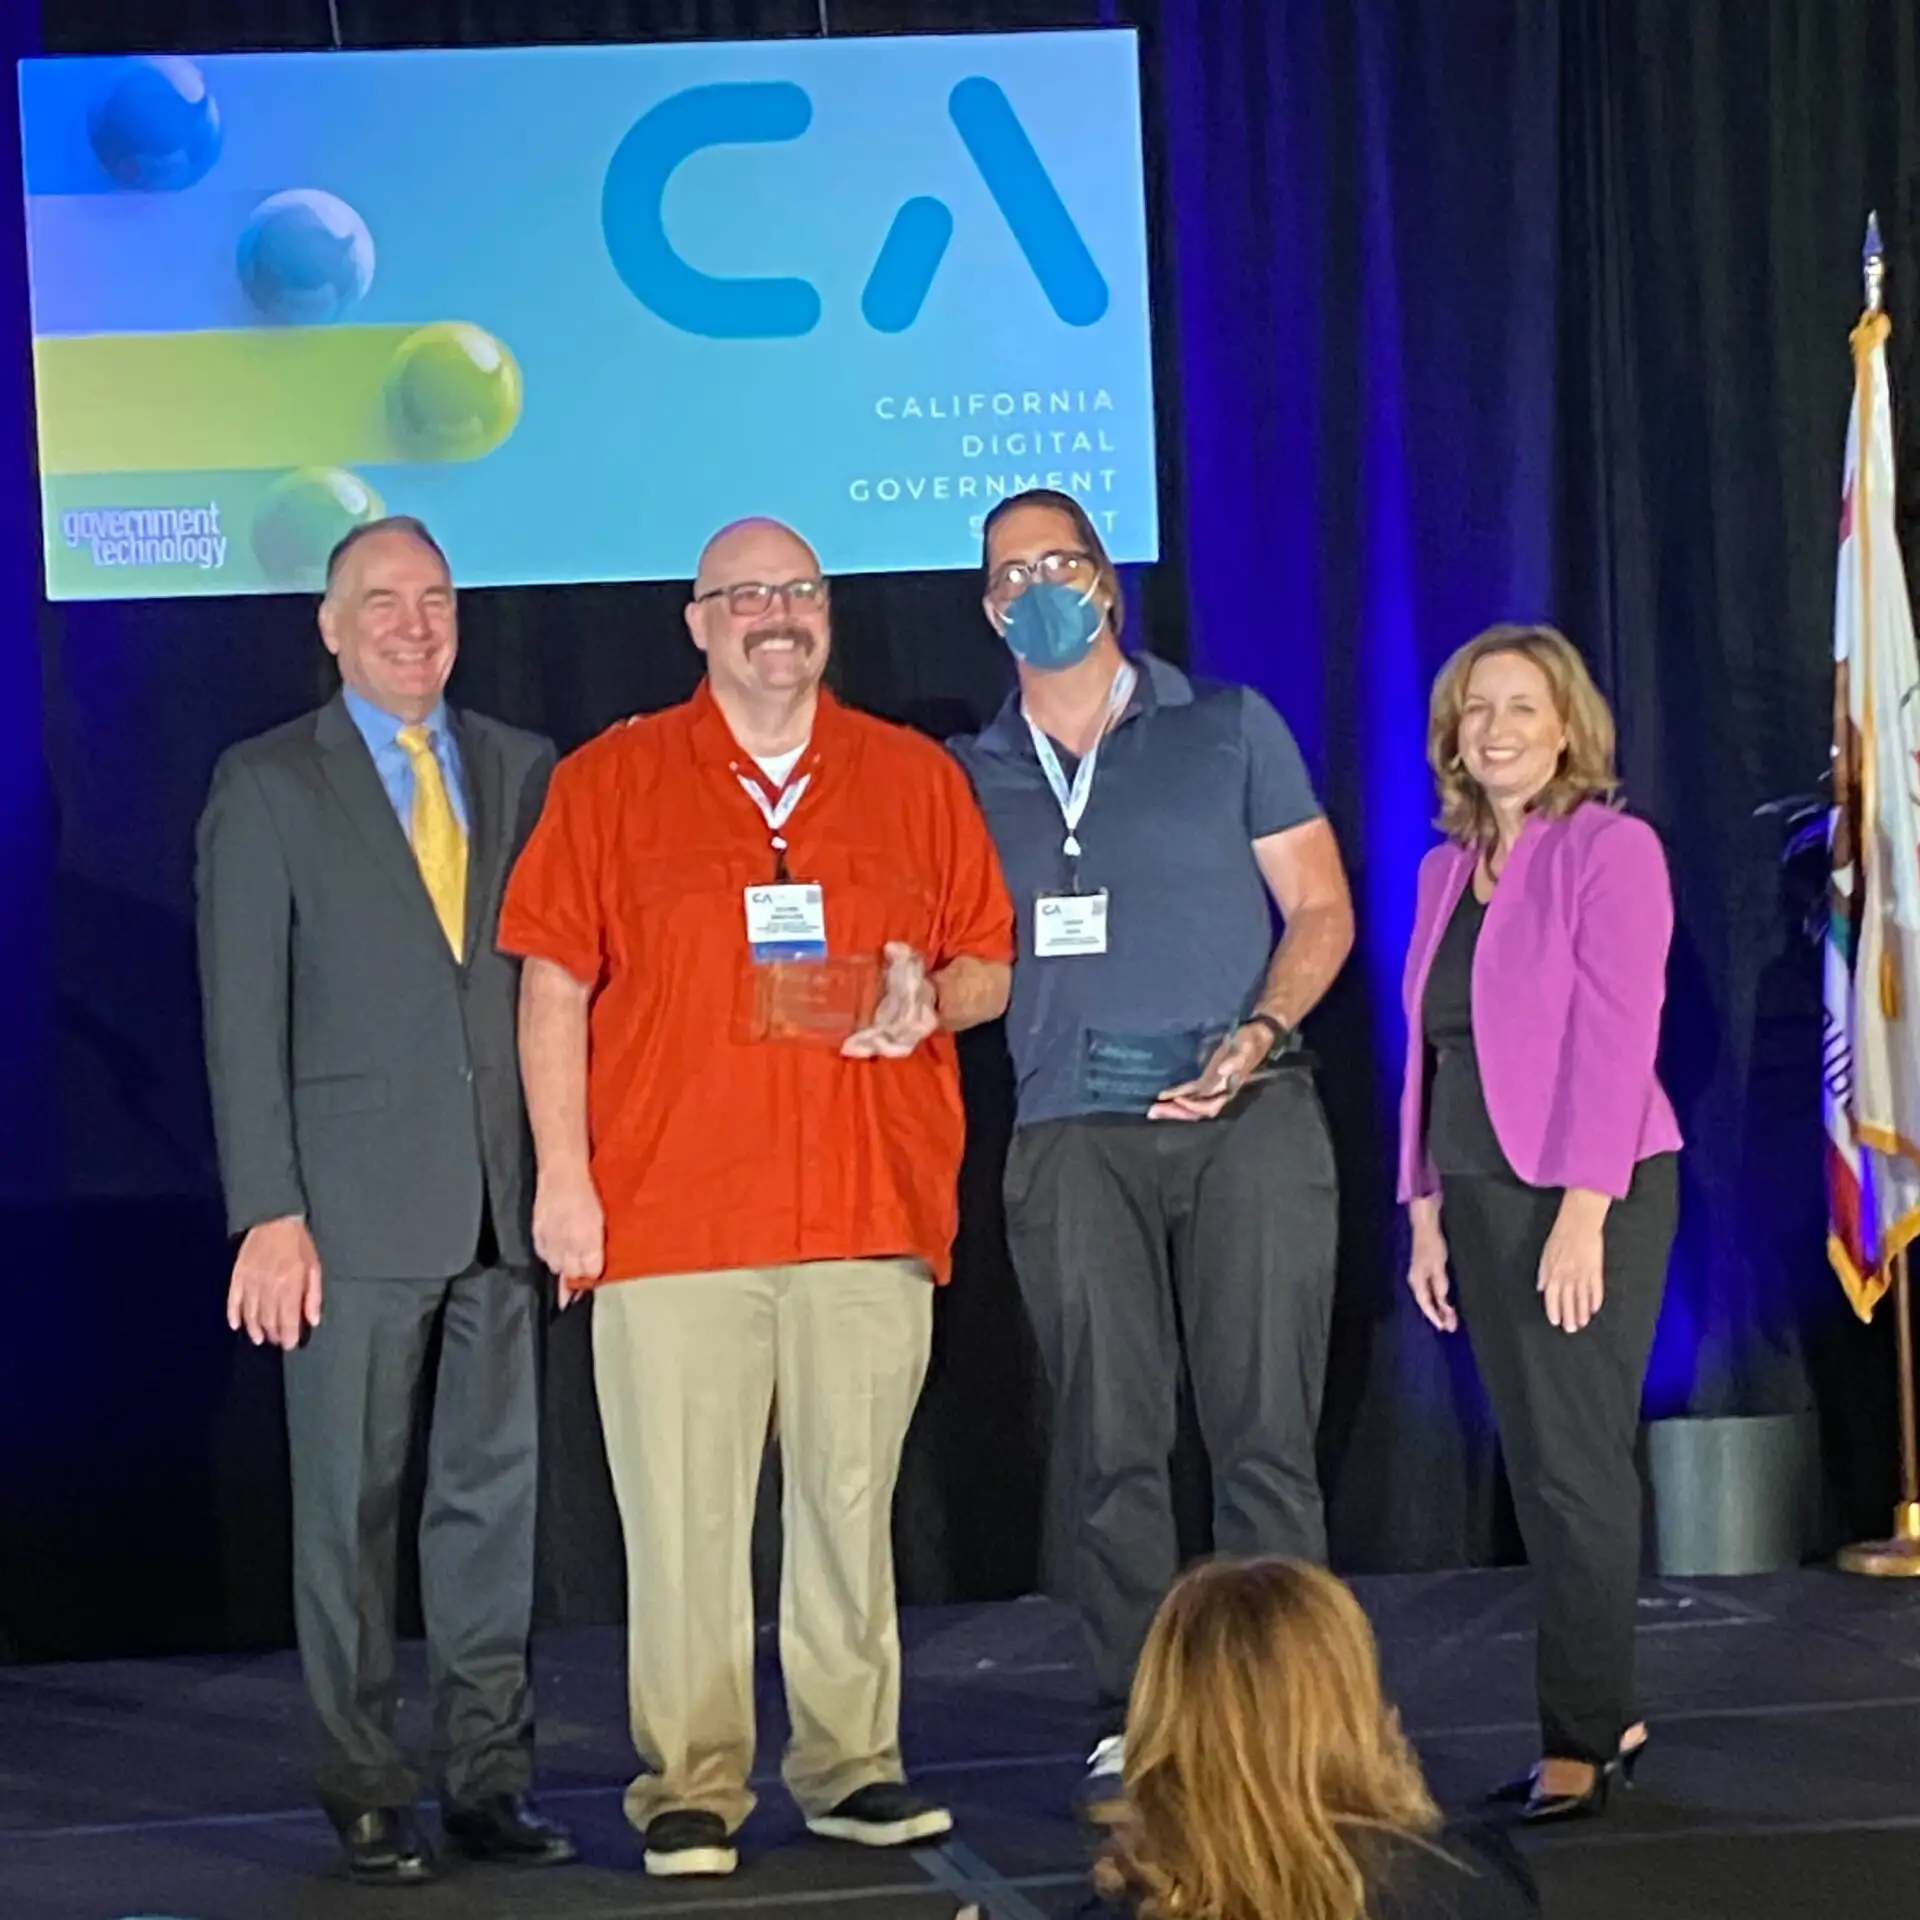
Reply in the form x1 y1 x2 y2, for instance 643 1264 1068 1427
1826 296 1920 1321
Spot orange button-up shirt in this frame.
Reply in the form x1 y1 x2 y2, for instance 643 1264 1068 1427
498 682 1014 1286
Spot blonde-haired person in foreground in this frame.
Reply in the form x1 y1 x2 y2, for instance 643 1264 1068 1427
1399 627 1679 1823
1067 1559 1537 1920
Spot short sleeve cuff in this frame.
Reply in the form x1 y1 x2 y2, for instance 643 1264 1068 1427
496 910 599 987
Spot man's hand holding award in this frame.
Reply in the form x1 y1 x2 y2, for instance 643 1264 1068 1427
840 941 940 1059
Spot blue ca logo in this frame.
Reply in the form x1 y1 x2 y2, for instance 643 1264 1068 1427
601 77 1109 338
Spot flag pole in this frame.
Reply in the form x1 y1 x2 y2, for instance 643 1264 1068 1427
1838 1249 1920 1573
1838 211 1920 1576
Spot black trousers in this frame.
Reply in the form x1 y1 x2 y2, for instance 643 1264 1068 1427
282 1256 541 1826
1004 1072 1339 1727
1441 1155 1678 1765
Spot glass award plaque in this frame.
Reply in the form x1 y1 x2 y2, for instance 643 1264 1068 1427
1082 1028 1228 1113
749 954 884 1042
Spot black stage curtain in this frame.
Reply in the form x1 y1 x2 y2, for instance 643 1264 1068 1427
1553 0 1920 1534
3 0 1916 1659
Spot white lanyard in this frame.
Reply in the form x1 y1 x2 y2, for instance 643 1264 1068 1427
735 770 810 836
1024 663 1136 859
733 762 812 881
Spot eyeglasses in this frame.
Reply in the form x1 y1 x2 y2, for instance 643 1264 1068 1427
694 577 829 617
984 549 1097 608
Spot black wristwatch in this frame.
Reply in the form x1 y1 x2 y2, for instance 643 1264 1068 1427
1241 1012 1295 1060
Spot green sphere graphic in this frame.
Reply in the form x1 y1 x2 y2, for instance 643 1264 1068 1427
384 323 523 461
252 467 384 589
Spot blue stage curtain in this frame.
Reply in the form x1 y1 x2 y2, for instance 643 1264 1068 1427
1551 0 1920 1486
1155 0 1563 1566
0 0 49 1665
1151 0 1920 1566
7 0 1920 1657
0 3 49 1203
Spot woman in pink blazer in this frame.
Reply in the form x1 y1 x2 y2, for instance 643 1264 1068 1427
1399 625 1681 1825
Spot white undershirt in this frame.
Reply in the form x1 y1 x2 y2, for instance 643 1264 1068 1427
752 743 807 788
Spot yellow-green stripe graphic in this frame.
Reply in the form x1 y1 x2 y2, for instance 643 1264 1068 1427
35 321 523 474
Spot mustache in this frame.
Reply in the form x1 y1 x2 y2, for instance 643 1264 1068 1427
744 623 815 653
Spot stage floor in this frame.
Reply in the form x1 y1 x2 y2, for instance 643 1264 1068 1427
1 1568 1916 1919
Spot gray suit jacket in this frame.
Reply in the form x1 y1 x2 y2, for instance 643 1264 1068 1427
195 694 556 1280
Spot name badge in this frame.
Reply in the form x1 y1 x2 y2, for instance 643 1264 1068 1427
1035 890 1109 958
745 883 827 961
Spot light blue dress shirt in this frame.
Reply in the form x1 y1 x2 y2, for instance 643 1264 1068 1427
342 686 470 837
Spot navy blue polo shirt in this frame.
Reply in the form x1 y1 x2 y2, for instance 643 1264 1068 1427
950 652 1322 1127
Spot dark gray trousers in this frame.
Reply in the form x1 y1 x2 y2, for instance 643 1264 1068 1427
1442 1154 1678 1764
1003 1073 1339 1728
282 1260 539 1825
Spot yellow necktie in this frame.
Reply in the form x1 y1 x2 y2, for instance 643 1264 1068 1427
397 724 468 960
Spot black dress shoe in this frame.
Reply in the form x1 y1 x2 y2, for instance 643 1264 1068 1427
441 1792 578 1867
340 1808 436 1885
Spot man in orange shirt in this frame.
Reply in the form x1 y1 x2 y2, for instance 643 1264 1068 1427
500 517 1013 1879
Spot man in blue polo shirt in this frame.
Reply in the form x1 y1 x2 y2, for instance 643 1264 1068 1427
951 489 1355 1821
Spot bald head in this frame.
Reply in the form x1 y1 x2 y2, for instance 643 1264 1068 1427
693 517 821 597
685 517 832 721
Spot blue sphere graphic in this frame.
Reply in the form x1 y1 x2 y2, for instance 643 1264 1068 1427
87 56 222 191
237 190 376 325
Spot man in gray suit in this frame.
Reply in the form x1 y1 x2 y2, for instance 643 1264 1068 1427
195 516 574 1885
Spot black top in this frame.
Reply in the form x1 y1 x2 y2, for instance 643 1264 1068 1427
1367 1823 1540 1918
1421 887 1513 1180
1055 1820 1540 1920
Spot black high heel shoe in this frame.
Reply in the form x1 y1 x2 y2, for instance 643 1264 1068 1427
1485 1768 1537 1807
1517 1760 1613 1825
1486 1731 1647 1817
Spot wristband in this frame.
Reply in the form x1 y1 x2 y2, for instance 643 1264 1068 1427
1242 1012 1294 1059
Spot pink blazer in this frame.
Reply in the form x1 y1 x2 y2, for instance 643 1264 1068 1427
1397 805 1682 1203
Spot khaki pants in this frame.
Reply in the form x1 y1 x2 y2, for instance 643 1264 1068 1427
591 1258 934 1832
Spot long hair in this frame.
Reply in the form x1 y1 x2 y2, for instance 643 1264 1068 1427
980 487 1126 638
1106 1559 1440 1920
1427 623 1620 850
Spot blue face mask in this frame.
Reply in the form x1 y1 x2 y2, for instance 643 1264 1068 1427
1000 581 1104 671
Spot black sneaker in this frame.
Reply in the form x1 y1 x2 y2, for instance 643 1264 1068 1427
1078 1734 1127 1826
643 1808 738 1878
805 1781 954 1847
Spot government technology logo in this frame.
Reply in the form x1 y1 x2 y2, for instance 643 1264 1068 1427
63 503 228 573
602 77 1108 339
